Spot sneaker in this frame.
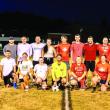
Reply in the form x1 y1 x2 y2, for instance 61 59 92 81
91 87 96 93
25 86 29 91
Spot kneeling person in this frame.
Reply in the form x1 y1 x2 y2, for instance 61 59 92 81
0 50 17 88
92 55 110 92
34 57 48 90
52 54 67 91
18 52 33 91
70 56 87 90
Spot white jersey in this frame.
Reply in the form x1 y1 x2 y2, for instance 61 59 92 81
44 46 54 58
0 58 16 76
31 43 45 61
34 64 48 80
18 60 33 75
17 43 32 60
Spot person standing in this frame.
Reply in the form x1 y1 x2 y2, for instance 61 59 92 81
3 36 17 60
17 36 32 62
71 34 84 63
31 36 45 67
83 36 97 76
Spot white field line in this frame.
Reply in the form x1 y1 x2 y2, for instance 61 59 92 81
64 88 70 110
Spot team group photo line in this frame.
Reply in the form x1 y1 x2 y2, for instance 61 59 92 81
1 34 110 92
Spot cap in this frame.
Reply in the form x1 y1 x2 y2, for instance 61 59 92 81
9 36 14 40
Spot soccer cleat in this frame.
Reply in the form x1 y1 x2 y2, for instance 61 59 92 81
91 87 96 93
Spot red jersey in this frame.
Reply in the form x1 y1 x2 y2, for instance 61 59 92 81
57 43 70 61
97 44 110 56
71 63 87 77
83 43 97 61
95 62 110 80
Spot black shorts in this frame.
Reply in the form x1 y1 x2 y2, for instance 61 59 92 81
84 61 95 72
44 57 53 65
33 61 39 67
3 71 13 85
100 80 106 84
19 74 30 83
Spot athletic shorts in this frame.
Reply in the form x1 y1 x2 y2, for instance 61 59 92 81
33 61 39 67
84 61 95 72
44 57 53 66
64 61 70 70
100 79 106 84
19 74 30 83
3 71 13 85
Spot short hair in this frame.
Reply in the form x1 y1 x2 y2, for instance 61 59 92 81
56 54 62 57
61 35 68 39
21 36 27 38
88 36 93 39
22 52 28 56
6 50 11 53
75 34 80 37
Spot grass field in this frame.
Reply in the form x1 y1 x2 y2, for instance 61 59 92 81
1 56 110 110
0 87 62 110
71 90 110 110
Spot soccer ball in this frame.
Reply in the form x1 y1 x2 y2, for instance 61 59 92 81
52 85 59 91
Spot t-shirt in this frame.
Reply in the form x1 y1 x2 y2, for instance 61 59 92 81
31 43 45 61
18 60 33 75
3 44 17 60
57 43 70 61
34 64 48 80
0 58 16 76
71 63 86 77
95 62 110 80
83 43 97 61
71 42 84 62
52 61 67 80
97 44 110 56
17 43 32 61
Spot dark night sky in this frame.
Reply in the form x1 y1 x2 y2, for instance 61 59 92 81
0 0 110 23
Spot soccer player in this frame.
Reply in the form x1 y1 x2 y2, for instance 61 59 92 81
3 36 17 60
31 36 45 67
92 55 110 92
17 36 32 62
42 38 56 66
18 52 33 91
83 36 97 76
71 34 84 63
57 35 70 69
97 37 110 62
52 54 67 91
70 56 87 90
0 50 17 88
34 57 48 90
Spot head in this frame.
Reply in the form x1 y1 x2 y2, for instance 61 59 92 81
5 50 11 58
102 37 108 45
46 38 52 46
21 36 27 44
88 36 93 44
61 35 68 43
35 36 41 44
75 34 80 42
100 55 107 63
39 57 44 64
22 52 28 60
9 37 15 44
56 54 62 62
76 56 82 65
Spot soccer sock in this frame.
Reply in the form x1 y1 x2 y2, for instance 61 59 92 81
13 82 17 88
